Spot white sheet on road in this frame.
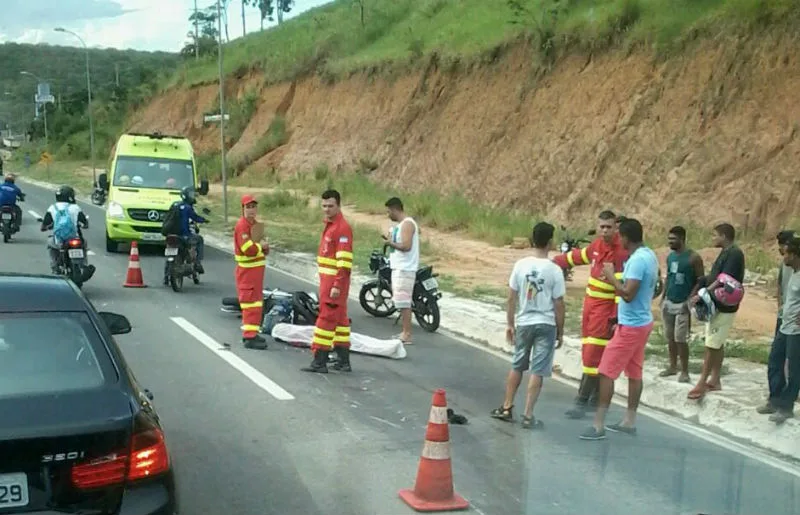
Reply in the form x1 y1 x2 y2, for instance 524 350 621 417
271 323 407 360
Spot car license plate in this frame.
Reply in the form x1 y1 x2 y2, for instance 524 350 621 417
68 249 85 259
0 213 11 220
164 247 179 256
422 278 439 291
141 233 164 242
0 472 29 508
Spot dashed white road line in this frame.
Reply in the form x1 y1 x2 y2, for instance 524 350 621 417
27 209 41 219
170 316 295 401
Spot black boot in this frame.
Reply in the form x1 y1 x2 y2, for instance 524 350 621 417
301 350 329 373
243 334 268 350
331 346 352 372
565 374 594 419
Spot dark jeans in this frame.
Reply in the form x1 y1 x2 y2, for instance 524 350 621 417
768 330 800 412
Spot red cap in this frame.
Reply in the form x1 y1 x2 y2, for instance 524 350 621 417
241 194 258 206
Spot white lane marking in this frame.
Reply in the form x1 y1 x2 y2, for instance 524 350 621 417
87 250 96 256
170 316 294 401
28 210 42 219
25 178 800 475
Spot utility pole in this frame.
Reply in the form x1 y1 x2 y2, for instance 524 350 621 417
216 0 228 224
194 0 200 61
241 0 246 36
114 63 120 87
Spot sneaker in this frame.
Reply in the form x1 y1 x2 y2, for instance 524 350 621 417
756 403 776 415
579 426 606 440
565 406 587 419
605 422 637 436
769 410 793 424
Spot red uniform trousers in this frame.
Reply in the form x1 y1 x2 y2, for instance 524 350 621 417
311 280 351 352
580 296 618 375
236 264 265 339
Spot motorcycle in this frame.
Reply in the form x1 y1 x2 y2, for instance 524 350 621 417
359 244 442 333
220 288 320 332
1 197 23 243
91 183 106 205
164 208 210 292
559 225 595 281
37 216 94 288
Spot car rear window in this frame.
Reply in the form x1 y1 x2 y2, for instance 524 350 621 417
0 312 116 398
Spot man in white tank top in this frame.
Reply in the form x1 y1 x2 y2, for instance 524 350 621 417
383 197 420 344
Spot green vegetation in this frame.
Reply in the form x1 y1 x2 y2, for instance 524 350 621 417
170 0 798 88
0 42 179 163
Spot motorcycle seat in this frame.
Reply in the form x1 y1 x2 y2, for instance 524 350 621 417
416 265 433 281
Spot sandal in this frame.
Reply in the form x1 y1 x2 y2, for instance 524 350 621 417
490 405 513 421
705 382 721 392
521 416 544 429
687 386 706 400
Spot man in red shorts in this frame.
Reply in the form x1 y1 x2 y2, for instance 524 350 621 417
579 218 659 440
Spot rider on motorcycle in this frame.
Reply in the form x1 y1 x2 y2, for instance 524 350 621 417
40 185 92 277
174 186 208 274
0 173 26 230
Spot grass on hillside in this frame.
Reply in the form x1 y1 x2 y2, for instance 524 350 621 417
169 0 798 88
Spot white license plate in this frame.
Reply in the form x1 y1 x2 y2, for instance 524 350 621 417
141 233 164 242
68 249 85 259
422 278 439 291
0 213 11 220
0 472 29 508
164 247 179 256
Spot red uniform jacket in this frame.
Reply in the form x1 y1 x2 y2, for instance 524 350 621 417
233 217 266 287
317 212 353 305
554 234 629 308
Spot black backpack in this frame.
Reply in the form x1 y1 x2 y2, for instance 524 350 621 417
160 202 182 236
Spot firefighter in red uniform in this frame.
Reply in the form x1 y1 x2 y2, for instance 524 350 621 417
553 210 628 419
302 189 354 374
233 194 269 350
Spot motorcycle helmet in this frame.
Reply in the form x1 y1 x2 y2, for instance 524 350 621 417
55 185 75 203
560 241 570 253
691 287 716 322
180 186 197 205
4 173 15 184
712 272 745 307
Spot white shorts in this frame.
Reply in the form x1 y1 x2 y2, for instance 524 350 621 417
392 270 416 309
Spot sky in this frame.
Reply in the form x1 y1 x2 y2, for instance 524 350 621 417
0 0 331 52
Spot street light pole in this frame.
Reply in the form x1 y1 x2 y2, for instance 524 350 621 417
216 0 228 224
55 27 96 186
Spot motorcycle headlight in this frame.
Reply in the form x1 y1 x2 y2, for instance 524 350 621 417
560 242 569 253
107 201 124 219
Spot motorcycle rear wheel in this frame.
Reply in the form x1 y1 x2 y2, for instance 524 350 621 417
413 295 440 333
170 256 184 292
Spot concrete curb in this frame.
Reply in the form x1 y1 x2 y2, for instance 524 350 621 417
18 175 800 461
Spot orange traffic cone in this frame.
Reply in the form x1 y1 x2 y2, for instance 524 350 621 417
123 241 147 288
399 389 469 512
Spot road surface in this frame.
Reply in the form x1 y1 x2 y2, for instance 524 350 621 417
5 181 800 515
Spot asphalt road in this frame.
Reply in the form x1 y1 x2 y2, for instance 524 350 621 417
5 180 800 515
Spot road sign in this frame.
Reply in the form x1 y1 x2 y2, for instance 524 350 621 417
40 151 52 164
35 94 55 104
203 113 230 123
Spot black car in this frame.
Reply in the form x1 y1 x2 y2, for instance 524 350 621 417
0 273 178 514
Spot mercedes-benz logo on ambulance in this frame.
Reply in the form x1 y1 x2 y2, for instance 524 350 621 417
147 210 161 222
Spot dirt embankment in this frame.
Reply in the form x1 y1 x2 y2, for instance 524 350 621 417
129 32 800 236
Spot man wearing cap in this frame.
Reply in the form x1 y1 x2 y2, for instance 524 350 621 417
233 194 269 349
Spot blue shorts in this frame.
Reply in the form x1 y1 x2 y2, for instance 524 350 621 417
512 324 557 376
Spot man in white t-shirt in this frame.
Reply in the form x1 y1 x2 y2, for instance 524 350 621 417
383 197 420 344
490 222 566 429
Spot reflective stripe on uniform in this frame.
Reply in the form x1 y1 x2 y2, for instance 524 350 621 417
585 287 615 300
582 336 609 347
583 366 598 375
240 300 263 309
588 277 615 291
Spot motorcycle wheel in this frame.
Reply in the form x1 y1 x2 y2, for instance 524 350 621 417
413 295 441 333
71 264 84 289
170 256 184 292
91 190 105 205
2 221 9 243
359 281 396 318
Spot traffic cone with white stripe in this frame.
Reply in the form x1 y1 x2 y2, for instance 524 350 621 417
399 389 469 512
123 241 147 288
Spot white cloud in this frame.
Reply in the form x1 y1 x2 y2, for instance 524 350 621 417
0 0 333 52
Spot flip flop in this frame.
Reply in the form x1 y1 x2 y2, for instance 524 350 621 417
687 387 705 400
705 383 721 392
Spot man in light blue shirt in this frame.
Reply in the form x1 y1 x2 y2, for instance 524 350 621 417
580 218 659 440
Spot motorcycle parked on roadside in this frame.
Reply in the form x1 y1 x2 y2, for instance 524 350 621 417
359 244 442 333
559 226 595 282
91 183 106 205
164 208 210 292
1 195 24 243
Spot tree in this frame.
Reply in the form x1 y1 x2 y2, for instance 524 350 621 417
254 0 294 28
182 6 220 58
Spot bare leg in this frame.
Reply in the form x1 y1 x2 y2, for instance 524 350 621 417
401 307 412 341
666 337 678 371
592 374 615 432
621 378 643 427
690 348 711 397
523 374 544 418
677 342 690 377
707 347 724 388
503 369 523 408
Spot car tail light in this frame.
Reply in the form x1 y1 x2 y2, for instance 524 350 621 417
71 416 170 490
68 238 82 248
128 426 170 480
70 453 128 489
